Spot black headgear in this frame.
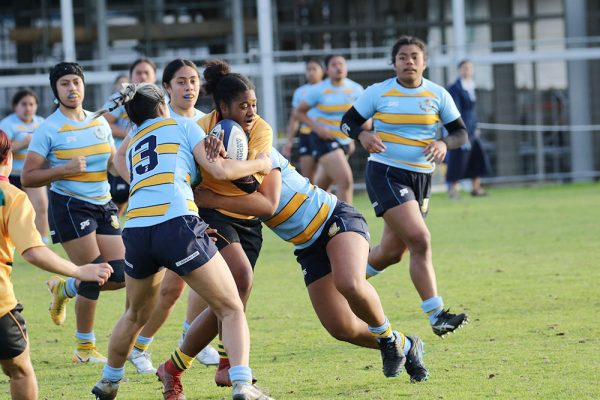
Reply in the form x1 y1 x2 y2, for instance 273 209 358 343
49 62 85 100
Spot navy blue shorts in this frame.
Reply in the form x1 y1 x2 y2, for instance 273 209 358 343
48 191 122 244
8 175 22 189
298 132 315 157
108 174 130 205
198 208 263 269
310 135 350 160
365 161 431 218
294 201 370 287
0 304 27 360
123 215 218 279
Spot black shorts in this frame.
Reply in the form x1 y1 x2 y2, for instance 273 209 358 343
365 161 431 218
298 132 315 157
198 208 263 269
310 135 350 159
0 304 27 360
8 175 22 189
123 215 218 279
48 191 122 244
109 174 130 204
294 201 370 286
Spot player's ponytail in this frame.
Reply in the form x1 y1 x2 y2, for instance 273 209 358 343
0 130 12 165
91 83 165 127
202 59 254 115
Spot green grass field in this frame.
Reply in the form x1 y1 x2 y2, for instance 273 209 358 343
4 183 600 399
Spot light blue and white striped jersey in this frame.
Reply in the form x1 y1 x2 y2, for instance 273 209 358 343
0 113 45 175
168 105 205 123
103 93 131 149
303 78 364 145
28 109 114 204
353 77 460 173
291 83 318 135
262 148 337 250
124 117 205 228
169 105 205 187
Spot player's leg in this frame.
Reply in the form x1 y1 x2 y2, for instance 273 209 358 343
126 270 185 374
184 290 219 365
367 221 408 278
0 346 38 400
92 271 164 399
23 186 49 241
317 148 353 203
0 305 38 400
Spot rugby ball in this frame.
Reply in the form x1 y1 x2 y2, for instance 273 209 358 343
209 119 248 161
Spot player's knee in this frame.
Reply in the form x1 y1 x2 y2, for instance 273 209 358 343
78 280 100 300
334 278 361 300
406 231 431 254
107 260 125 283
159 283 185 306
1 359 31 380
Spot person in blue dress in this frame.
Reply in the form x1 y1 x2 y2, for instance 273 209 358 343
446 60 491 198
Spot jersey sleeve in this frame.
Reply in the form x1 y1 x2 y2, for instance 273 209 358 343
439 89 462 124
0 118 13 140
302 84 321 108
185 121 207 151
6 191 45 254
291 87 303 108
28 122 52 158
352 84 378 120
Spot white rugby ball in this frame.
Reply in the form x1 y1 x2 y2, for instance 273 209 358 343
209 119 248 161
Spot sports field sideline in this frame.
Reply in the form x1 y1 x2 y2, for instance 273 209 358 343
4 183 599 399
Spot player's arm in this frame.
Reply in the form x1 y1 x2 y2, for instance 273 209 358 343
21 151 86 187
115 136 131 183
341 106 385 153
193 141 271 181
194 168 281 217
293 101 335 140
7 194 113 284
104 112 129 139
10 134 32 152
423 117 468 163
22 246 113 284
282 111 300 157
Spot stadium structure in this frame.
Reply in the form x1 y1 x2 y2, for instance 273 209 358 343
0 0 598 185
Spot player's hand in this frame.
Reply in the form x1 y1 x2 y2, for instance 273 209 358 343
256 152 272 175
358 131 386 153
281 141 293 158
194 187 219 209
75 263 113 285
315 126 336 141
423 140 447 164
205 227 218 242
64 156 86 176
205 131 225 162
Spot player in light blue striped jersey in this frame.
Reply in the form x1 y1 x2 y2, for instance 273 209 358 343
22 62 126 365
293 55 365 204
0 89 49 242
341 35 470 337
91 82 273 400
193 147 429 383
